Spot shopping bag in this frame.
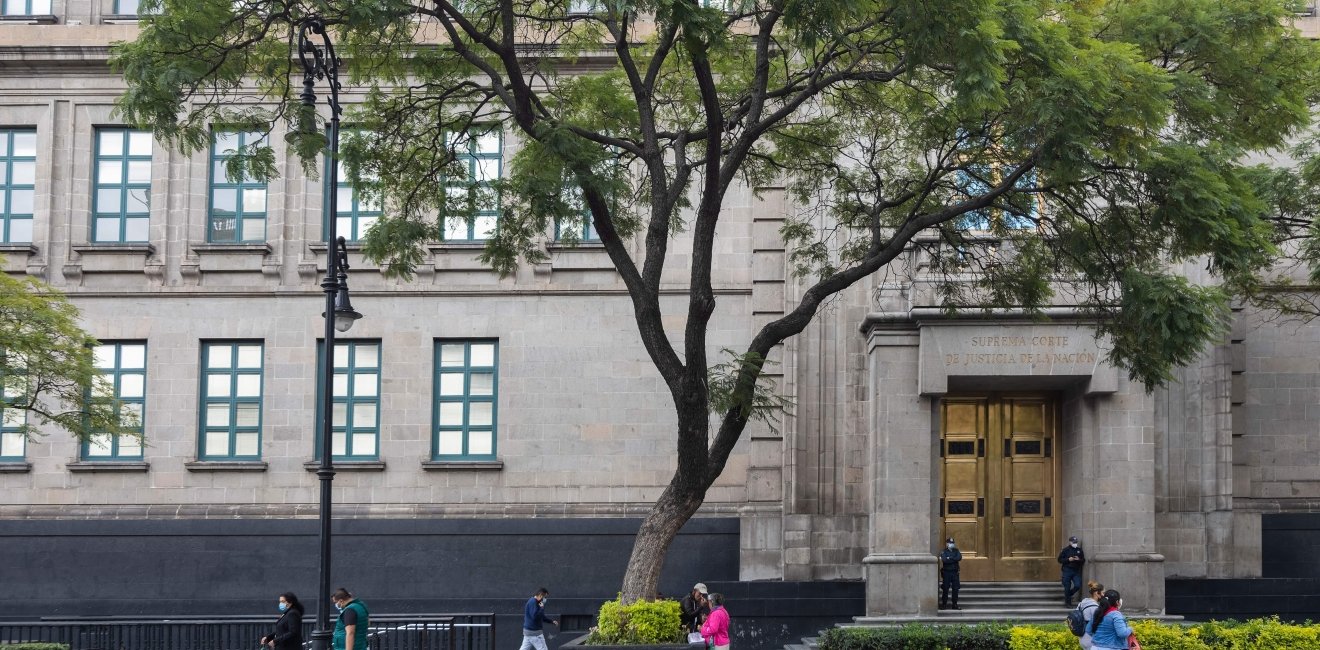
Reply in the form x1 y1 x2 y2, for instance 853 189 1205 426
687 633 705 645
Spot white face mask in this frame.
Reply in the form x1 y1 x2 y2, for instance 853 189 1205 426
946 543 955 549
1071 542 1079 548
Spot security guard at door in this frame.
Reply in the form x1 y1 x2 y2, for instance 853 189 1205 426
939 537 962 610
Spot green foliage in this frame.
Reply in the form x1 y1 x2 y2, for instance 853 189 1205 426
0 257 133 442
111 0 1320 394
586 597 683 645
0 643 72 650
819 619 1320 650
820 623 1010 650
1189 617 1320 649
706 349 792 433
1006 626 1074 650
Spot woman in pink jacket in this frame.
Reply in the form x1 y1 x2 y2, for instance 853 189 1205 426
700 593 730 650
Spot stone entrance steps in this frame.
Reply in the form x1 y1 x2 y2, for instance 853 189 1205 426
780 581 1183 650
852 581 1073 625
928 581 1070 622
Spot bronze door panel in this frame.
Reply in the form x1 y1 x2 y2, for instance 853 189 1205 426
940 396 1059 581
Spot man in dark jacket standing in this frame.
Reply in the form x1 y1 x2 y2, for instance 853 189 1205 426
1057 535 1086 607
679 583 709 634
519 587 558 650
939 537 962 610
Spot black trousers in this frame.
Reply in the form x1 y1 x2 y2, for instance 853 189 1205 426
940 571 960 605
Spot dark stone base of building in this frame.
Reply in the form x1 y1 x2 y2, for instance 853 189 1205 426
1167 513 1320 623
0 517 864 650
1167 579 1320 622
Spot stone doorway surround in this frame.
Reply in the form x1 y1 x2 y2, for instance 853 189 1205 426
860 317 1166 618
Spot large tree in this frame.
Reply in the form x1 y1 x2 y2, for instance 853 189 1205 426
0 259 127 442
114 0 1320 601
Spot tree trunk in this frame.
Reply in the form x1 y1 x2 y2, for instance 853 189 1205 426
619 478 706 603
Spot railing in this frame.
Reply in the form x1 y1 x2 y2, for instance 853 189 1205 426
0 613 495 650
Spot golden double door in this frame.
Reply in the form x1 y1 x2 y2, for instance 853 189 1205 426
939 396 1060 582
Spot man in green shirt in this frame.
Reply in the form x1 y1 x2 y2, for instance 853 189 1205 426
332 587 370 650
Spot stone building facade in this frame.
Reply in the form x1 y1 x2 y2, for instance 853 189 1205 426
2 5 1320 628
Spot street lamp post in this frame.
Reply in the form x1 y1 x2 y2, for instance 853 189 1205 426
298 16 362 650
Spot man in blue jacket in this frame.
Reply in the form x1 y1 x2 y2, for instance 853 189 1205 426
519 587 559 650
1058 536 1086 607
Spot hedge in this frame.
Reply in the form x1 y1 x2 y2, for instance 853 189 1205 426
819 617 1320 650
0 644 72 650
586 596 685 645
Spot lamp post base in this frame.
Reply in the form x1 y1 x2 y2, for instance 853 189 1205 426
310 627 334 650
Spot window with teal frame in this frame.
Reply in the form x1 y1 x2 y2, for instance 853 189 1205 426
82 342 146 460
315 340 381 460
208 130 268 243
433 340 497 460
114 0 142 14
954 165 1038 232
1 0 51 15
0 129 36 244
329 131 381 242
0 363 26 460
199 342 264 460
93 128 153 243
442 128 501 242
553 185 599 243
1000 167 1039 230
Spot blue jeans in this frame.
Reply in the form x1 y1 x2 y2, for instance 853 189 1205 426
1062 570 1082 603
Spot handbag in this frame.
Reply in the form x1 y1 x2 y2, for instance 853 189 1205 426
1128 633 1142 650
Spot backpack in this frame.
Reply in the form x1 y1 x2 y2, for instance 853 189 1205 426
1067 602 1097 637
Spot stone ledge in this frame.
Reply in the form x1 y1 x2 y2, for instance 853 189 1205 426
184 461 269 472
0 14 57 24
302 460 386 472
70 243 154 254
0 462 32 473
66 461 149 473
545 242 606 252
191 242 273 254
420 460 504 471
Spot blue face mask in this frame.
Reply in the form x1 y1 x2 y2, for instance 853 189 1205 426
279 602 288 612
335 603 343 612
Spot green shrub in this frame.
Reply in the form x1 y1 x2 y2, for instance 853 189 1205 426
1190 616 1320 650
1126 620 1210 650
586 596 684 645
821 623 1010 650
0 644 72 650
1007 625 1074 650
816 618 1320 650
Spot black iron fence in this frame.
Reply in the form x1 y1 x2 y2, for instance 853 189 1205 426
0 613 495 650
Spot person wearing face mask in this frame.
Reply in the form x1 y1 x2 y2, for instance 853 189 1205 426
938 537 962 610
259 592 305 650
519 587 558 650
331 587 369 650
1087 589 1133 650
1058 536 1086 607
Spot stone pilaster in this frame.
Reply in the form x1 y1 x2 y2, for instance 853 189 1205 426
863 323 936 616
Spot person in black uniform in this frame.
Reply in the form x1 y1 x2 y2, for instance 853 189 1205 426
939 537 962 610
1058 535 1086 607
